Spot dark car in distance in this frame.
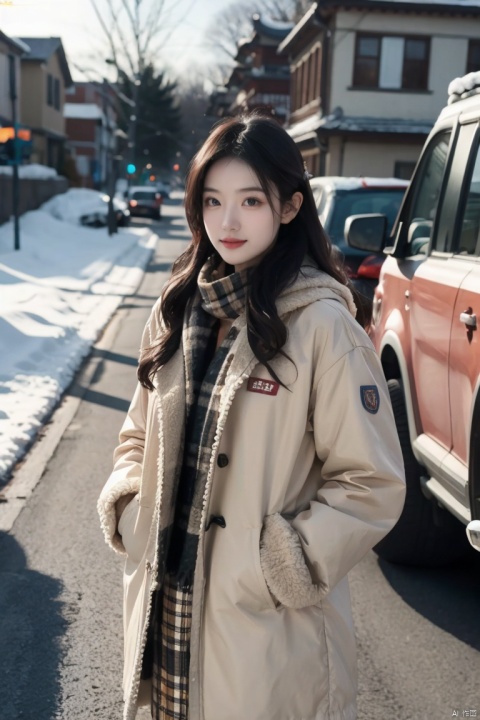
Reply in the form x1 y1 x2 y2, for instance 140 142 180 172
127 186 163 219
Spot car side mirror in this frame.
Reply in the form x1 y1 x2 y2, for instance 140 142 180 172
344 214 387 253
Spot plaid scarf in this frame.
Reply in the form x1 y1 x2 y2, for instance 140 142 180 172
152 257 251 719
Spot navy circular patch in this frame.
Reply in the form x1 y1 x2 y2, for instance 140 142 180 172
360 385 380 414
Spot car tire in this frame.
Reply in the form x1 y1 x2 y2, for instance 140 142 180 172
374 378 468 567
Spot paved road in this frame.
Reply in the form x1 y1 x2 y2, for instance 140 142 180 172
0 195 479 719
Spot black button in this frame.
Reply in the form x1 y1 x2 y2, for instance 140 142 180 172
206 515 226 531
217 453 229 468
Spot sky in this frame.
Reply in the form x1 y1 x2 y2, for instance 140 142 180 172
0 0 228 83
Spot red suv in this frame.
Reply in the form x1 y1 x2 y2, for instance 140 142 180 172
346 72 480 565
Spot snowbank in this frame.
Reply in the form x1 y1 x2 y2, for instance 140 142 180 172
0 163 59 180
0 206 156 483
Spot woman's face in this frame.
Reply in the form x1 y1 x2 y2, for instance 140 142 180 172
202 157 283 272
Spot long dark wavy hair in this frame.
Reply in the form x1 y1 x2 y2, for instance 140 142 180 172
138 112 366 390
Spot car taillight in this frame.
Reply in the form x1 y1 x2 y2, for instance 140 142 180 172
357 254 384 279
155 193 163 205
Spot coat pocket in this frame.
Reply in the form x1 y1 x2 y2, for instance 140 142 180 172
251 525 279 611
118 495 151 565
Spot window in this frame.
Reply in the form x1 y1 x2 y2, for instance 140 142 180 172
291 48 321 112
353 33 430 91
394 161 417 180
402 131 451 255
54 78 60 110
47 73 53 106
455 140 480 256
467 40 480 74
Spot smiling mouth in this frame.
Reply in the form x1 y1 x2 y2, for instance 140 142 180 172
220 239 247 248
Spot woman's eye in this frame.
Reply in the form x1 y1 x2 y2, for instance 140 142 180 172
244 197 261 207
204 197 220 207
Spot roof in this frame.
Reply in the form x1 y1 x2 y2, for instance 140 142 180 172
288 110 433 142
64 103 104 120
280 0 480 54
0 30 29 55
316 0 480 11
19 37 73 87
252 13 294 40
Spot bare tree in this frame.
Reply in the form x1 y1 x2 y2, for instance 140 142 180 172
88 0 195 79
204 0 311 69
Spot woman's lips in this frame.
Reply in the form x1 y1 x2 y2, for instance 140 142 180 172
220 238 247 249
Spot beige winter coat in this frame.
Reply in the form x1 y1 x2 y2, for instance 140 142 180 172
98 266 406 720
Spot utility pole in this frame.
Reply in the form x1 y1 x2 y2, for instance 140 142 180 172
102 78 117 235
127 74 141 187
8 54 20 251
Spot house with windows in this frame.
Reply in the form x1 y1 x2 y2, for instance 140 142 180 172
64 81 122 189
211 14 294 123
279 0 480 178
0 31 28 127
18 37 73 171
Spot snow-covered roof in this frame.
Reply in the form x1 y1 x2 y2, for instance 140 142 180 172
252 13 294 40
288 111 433 142
64 103 104 120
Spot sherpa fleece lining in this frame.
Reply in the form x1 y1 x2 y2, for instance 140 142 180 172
260 513 325 609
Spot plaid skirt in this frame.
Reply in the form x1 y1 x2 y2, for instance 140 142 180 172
151 574 192 719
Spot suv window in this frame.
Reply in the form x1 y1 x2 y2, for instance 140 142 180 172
329 189 404 240
455 138 480 256
402 131 451 256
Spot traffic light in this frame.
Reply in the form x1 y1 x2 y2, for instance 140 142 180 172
0 127 32 164
173 163 180 171
127 163 136 175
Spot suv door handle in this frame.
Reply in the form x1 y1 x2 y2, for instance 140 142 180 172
460 310 477 328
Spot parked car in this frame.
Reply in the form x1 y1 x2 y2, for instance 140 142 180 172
310 176 408 300
42 188 130 228
127 186 163 219
345 70 480 564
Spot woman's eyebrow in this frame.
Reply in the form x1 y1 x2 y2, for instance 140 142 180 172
203 186 265 193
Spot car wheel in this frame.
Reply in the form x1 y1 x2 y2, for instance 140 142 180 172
374 378 468 567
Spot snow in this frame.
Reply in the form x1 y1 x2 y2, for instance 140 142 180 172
64 103 104 120
43 188 113 224
0 199 156 483
0 163 58 179
448 71 480 103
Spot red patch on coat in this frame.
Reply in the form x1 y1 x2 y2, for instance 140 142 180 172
247 377 280 396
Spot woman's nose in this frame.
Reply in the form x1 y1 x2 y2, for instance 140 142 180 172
221 207 240 232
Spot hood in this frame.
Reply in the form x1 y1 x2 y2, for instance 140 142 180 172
276 262 357 319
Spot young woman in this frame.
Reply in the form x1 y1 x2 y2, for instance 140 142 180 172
98 113 405 720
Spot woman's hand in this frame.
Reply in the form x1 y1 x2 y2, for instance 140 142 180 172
115 493 137 526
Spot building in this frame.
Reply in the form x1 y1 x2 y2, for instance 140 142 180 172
64 81 122 189
18 37 73 171
279 0 480 178
0 31 28 127
213 14 294 122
